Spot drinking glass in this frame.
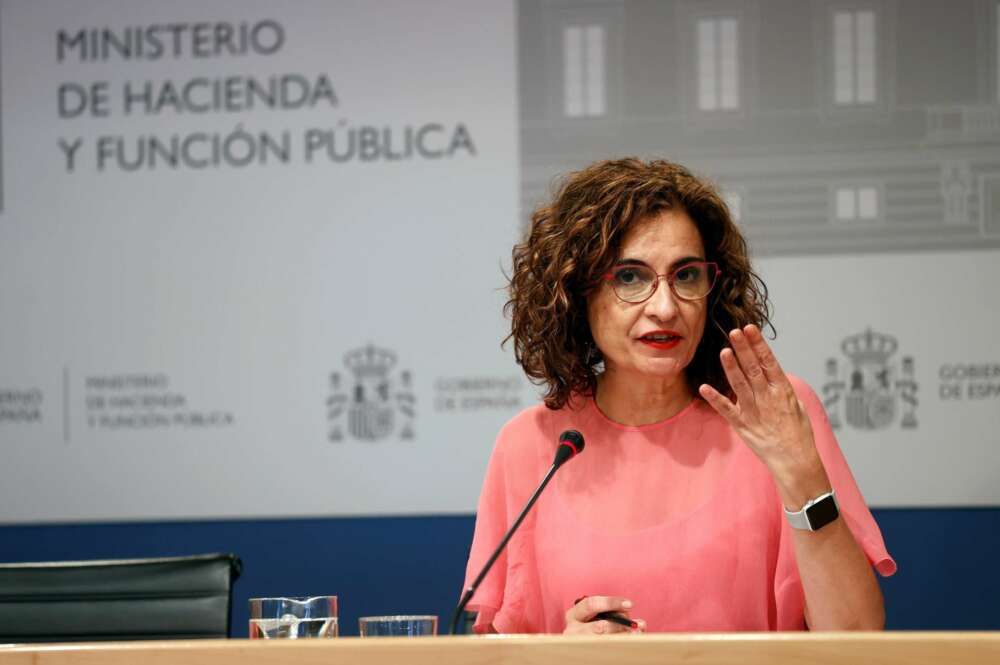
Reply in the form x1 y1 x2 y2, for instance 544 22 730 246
248 596 338 639
358 615 438 637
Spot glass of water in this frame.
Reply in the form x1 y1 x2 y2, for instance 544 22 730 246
248 596 338 639
358 615 438 637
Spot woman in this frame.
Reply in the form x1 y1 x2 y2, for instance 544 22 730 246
463 158 895 634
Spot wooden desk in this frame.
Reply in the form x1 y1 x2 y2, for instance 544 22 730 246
2 633 1000 665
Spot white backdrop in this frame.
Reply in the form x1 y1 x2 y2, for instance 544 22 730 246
1 0 998 525
0 0 523 523
760 250 1000 507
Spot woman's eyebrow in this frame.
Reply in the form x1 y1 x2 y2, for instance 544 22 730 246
613 258 651 267
670 255 706 269
613 255 705 269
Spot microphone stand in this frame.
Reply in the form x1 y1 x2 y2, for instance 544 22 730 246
447 463 559 635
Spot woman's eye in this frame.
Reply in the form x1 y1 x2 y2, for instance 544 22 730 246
614 268 642 284
675 265 703 283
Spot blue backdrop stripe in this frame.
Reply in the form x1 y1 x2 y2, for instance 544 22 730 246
0 509 996 633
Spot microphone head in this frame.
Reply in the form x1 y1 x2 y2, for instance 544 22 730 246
553 430 585 467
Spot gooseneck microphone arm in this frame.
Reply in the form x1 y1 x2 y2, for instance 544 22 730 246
448 430 585 635
448 463 556 635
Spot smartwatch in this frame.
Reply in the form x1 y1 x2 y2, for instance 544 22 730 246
784 490 839 531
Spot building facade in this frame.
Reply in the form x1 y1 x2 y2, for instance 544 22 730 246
520 0 1000 254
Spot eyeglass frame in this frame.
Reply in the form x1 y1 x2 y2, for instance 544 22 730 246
601 261 722 304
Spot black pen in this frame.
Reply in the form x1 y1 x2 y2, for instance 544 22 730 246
592 611 638 630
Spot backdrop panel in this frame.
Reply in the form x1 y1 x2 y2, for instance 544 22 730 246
2 0 998 528
0 0 522 523
518 0 1000 507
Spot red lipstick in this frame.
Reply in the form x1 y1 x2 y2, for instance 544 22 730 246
638 329 683 350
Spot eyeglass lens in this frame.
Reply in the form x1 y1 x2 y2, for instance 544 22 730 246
609 263 716 302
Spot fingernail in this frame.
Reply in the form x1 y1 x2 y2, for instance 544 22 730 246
622 600 633 609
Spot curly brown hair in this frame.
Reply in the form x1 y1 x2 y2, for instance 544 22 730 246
504 157 772 410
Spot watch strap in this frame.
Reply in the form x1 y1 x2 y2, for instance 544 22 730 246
784 490 839 531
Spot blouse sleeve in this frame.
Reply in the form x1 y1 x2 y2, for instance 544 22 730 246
774 376 897 629
463 435 509 633
462 411 548 634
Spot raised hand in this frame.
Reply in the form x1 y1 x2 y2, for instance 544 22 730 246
698 324 830 507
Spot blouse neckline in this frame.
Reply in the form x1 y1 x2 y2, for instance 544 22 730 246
584 393 701 432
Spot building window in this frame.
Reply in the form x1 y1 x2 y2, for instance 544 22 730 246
833 9 876 104
697 17 740 110
563 24 606 117
835 186 879 220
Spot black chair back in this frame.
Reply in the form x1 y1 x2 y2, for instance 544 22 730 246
0 553 242 643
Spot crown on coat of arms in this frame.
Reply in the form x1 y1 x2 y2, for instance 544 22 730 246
344 344 397 379
841 328 898 365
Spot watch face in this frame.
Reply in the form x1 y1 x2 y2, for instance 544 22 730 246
806 496 839 530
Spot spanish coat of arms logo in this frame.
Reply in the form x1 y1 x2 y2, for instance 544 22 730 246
822 328 918 431
326 344 415 442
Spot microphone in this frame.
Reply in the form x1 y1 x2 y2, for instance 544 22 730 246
552 429 584 468
448 429 586 635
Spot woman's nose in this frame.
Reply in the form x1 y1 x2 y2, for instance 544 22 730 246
643 277 679 320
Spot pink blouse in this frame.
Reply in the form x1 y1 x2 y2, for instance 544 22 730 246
463 376 896 633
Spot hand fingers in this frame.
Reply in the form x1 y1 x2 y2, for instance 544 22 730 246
588 619 631 635
744 324 785 384
729 328 768 392
587 616 646 634
564 616 643 635
564 596 639 635
570 596 633 623
698 383 739 422
719 348 756 416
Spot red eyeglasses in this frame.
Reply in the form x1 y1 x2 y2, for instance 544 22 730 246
602 261 721 303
